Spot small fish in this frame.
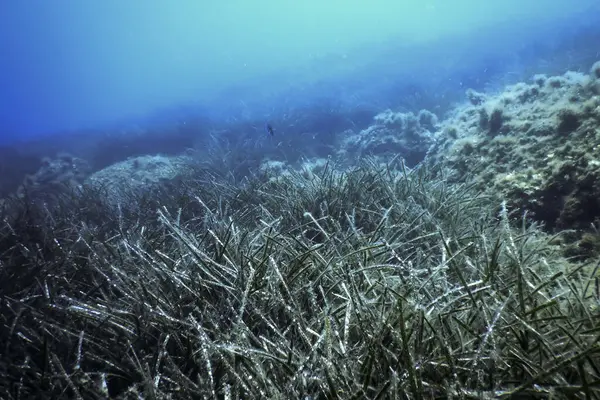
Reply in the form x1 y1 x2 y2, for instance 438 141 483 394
265 123 275 136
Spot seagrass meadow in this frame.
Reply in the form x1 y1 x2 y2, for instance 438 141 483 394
1 158 599 399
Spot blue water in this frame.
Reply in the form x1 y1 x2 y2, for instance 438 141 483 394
1 1 599 148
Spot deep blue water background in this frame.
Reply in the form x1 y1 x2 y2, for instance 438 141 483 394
1 1 599 150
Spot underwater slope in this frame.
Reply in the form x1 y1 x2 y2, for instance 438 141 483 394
1 63 600 398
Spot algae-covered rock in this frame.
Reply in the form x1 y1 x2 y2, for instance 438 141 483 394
338 109 438 167
85 154 193 206
426 61 600 238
